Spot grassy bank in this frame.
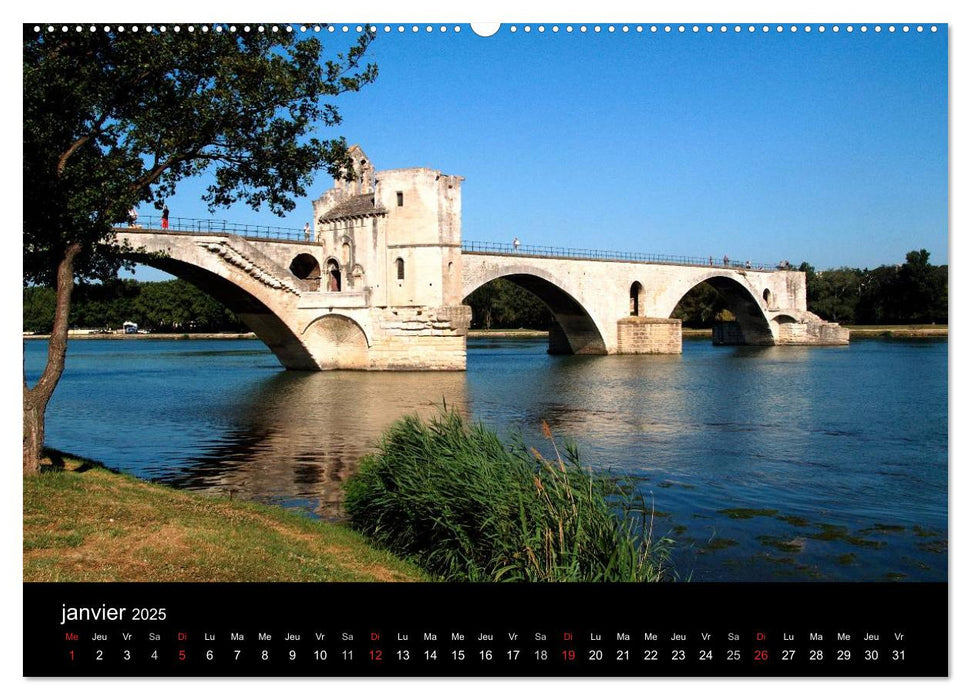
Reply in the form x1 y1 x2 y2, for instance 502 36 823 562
842 324 947 338
345 411 672 583
24 452 427 583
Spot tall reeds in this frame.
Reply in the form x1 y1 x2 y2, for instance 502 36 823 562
344 410 671 582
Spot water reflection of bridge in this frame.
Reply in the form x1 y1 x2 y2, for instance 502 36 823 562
160 370 469 520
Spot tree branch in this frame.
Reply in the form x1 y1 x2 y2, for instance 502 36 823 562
129 150 199 193
56 112 110 176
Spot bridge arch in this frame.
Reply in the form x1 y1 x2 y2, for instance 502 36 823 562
667 273 775 345
462 264 607 355
130 254 322 369
301 314 370 369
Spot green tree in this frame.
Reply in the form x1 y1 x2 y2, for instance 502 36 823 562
897 249 938 323
23 26 377 473
801 252 947 324
464 279 551 330
856 265 898 324
809 268 862 323
23 286 56 333
928 264 948 323
671 283 728 327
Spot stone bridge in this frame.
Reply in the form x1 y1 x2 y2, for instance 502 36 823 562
116 147 847 370
461 249 846 355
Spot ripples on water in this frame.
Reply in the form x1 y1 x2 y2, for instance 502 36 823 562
25 336 947 582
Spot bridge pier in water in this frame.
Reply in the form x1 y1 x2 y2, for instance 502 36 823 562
616 317 683 354
117 147 848 369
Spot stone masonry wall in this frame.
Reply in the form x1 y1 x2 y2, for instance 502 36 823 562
616 317 682 354
368 305 472 370
776 319 850 346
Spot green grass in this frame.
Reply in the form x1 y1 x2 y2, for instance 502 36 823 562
24 452 427 583
343 410 672 582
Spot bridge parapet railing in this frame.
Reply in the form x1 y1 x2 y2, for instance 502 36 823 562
114 215 791 270
462 240 785 271
120 215 308 242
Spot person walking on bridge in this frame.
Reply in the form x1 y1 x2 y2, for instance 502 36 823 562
161 205 169 230
304 222 311 241
513 236 520 251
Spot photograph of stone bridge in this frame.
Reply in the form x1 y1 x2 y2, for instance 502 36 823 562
118 146 848 371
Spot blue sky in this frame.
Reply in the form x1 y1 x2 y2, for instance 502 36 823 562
132 23 947 280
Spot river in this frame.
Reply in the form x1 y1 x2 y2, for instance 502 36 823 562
24 335 947 582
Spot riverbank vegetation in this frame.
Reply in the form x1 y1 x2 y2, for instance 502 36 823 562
23 279 246 334
24 451 426 583
344 411 672 583
800 249 947 325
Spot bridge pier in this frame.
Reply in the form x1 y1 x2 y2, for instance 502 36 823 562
548 317 608 355
773 316 851 346
367 306 471 370
616 317 682 354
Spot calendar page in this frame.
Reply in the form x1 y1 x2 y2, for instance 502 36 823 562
22 18 948 679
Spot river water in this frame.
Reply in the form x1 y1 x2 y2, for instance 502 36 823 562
24 336 947 582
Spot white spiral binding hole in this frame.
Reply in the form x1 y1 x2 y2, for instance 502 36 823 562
33 24 941 36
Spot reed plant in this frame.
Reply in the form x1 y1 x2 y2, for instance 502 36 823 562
344 410 672 582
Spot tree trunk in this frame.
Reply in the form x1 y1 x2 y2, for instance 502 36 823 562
23 242 81 474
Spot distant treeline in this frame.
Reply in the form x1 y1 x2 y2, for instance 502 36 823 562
23 250 947 334
800 249 947 325
23 279 245 333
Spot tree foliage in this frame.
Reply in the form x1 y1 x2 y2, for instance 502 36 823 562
24 280 246 334
24 25 376 286
22 25 377 472
464 279 551 330
671 283 731 327
801 249 947 325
